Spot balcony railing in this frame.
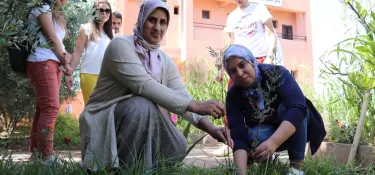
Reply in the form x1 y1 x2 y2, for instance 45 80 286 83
277 33 306 41
193 22 225 30
192 22 307 41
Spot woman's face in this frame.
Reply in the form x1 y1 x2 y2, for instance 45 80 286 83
142 8 168 44
226 56 256 88
97 3 111 23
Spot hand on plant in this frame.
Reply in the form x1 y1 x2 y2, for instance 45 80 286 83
209 126 233 147
251 138 278 162
187 100 226 119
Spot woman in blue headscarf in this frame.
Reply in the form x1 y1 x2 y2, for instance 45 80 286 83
223 44 326 175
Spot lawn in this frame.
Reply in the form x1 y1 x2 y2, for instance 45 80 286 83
0 152 374 175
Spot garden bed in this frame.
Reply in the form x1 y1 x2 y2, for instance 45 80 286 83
306 142 375 166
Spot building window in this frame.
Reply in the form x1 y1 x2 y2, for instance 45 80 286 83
272 20 278 28
291 70 298 79
202 10 210 19
174 6 179 15
282 25 293 40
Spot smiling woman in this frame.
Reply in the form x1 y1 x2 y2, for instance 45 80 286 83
79 0 232 171
142 8 169 44
223 44 326 175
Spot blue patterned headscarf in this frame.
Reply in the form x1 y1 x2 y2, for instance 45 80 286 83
223 44 264 110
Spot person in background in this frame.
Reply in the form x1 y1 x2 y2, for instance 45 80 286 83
27 0 71 163
112 11 122 35
66 0 114 105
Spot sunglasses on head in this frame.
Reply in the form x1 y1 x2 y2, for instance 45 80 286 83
98 8 111 13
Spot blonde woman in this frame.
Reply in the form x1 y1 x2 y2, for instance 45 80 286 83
27 0 71 163
66 0 114 104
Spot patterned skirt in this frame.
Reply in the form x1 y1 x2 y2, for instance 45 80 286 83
114 96 188 168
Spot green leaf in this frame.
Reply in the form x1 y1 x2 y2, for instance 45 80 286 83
183 123 191 139
329 65 340 72
355 45 371 55
355 1 362 16
186 134 208 156
338 77 353 87
38 44 50 49
371 11 375 23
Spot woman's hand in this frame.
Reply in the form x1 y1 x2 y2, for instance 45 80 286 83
208 126 233 147
65 75 74 92
251 121 296 162
61 51 71 64
187 100 226 119
251 138 278 162
197 118 233 147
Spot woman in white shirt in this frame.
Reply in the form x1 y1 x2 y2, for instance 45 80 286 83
26 0 71 162
66 0 114 104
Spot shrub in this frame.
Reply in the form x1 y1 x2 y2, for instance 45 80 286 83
175 57 228 134
53 113 80 147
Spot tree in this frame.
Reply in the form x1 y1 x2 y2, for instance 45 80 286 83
320 0 375 165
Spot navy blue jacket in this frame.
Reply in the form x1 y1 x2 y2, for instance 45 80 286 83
226 64 326 155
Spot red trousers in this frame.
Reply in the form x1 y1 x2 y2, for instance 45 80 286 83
27 60 62 156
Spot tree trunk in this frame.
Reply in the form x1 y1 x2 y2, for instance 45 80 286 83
347 91 372 165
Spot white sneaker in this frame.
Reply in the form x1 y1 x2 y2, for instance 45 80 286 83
288 167 304 175
213 144 232 157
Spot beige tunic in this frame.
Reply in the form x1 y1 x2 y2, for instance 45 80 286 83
79 35 206 170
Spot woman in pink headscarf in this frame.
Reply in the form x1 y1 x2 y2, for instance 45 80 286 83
79 0 232 170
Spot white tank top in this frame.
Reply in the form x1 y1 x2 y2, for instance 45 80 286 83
80 23 111 75
27 4 66 63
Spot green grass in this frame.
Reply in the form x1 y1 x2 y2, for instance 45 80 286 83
0 151 374 175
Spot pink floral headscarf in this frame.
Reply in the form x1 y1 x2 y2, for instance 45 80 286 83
133 0 170 80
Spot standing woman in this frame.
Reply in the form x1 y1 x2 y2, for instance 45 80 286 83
66 0 113 104
27 0 71 162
